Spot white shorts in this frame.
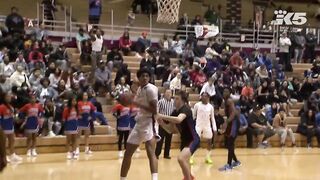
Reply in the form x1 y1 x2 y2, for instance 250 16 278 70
127 122 154 145
196 125 213 139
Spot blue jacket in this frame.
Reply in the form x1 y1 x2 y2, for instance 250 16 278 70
239 114 248 128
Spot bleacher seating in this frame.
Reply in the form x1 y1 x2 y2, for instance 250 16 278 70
12 47 318 153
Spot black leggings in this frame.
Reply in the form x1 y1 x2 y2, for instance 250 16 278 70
118 130 130 151
227 136 238 166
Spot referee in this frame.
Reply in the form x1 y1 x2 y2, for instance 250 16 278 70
155 89 175 159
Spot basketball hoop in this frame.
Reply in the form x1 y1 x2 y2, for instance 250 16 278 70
156 0 182 24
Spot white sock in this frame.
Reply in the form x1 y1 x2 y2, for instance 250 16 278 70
263 140 268 144
120 177 126 180
85 146 90 151
152 173 158 180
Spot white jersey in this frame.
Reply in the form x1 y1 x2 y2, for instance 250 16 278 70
193 102 217 131
134 83 158 127
92 35 103 52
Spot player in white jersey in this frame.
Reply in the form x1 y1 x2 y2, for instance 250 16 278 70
192 92 217 164
120 68 159 180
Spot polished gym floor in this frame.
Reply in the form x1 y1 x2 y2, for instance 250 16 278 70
1 148 319 180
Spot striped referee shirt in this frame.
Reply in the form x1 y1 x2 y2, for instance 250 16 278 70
158 98 175 116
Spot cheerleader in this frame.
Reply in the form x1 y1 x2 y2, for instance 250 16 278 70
77 92 96 155
19 93 44 157
63 97 79 159
112 103 131 158
0 93 22 162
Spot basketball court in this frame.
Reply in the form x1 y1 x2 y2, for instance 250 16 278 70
1 148 319 180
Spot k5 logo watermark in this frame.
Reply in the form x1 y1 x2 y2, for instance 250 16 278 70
272 10 307 25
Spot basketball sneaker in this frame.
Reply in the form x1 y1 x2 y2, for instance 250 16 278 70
218 164 232 171
67 152 73 160
205 156 213 164
6 156 11 163
26 149 32 157
189 156 195 165
119 151 124 158
231 161 241 168
85 147 93 155
10 153 23 162
32 149 38 156
73 151 79 159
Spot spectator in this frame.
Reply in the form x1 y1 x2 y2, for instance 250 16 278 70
279 32 292 71
114 64 131 86
10 65 30 88
292 29 305 63
273 107 296 148
88 90 108 125
297 109 320 148
119 31 132 56
80 40 92 65
0 74 12 93
29 69 43 91
171 35 184 56
5 7 24 35
127 10 135 26
28 42 45 71
235 106 253 148
50 44 69 71
300 77 316 101
305 31 317 63
135 31 151 54
178 13 190 26
248 104 275 148
89 0 102 24
42 98 57 137
107 47 123 70
257 51 272 71
229 51 243 72
204 5 219 25
193 69 207 92
191 15 202 25
32 22 48 41
200 77 217 104
15 52 29 74
89 28 104 82
0 47 8 63
76 28 88 54
169 73 182 95
0 55 15 77
49 68 62 89
158 34 171 52
111 76 131 98
140 50 156 76
94 60 112 94
36 78 57 104
241 81 254 98
255 64 269 79
257 80 269 106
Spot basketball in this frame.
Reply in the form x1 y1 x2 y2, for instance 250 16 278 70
117 92 134 107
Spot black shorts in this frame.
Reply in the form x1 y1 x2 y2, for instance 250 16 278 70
180 135 200 155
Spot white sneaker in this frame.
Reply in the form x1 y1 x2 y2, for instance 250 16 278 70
32 149 38 156
10 153 23 162
85 147 93 155
27 149 32 157
6 156 11 163
119 151 124 158
75 147 80 154
73 151 79 159
67 152 73 160
47 131 56 137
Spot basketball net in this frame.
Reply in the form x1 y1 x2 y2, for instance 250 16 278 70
156 0 182 24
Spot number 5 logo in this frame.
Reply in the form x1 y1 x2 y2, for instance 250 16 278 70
292 13 307 25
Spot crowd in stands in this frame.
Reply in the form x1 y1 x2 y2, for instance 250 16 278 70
1 4 320 161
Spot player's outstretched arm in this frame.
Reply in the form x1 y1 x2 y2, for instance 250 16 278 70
158 113 186 124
